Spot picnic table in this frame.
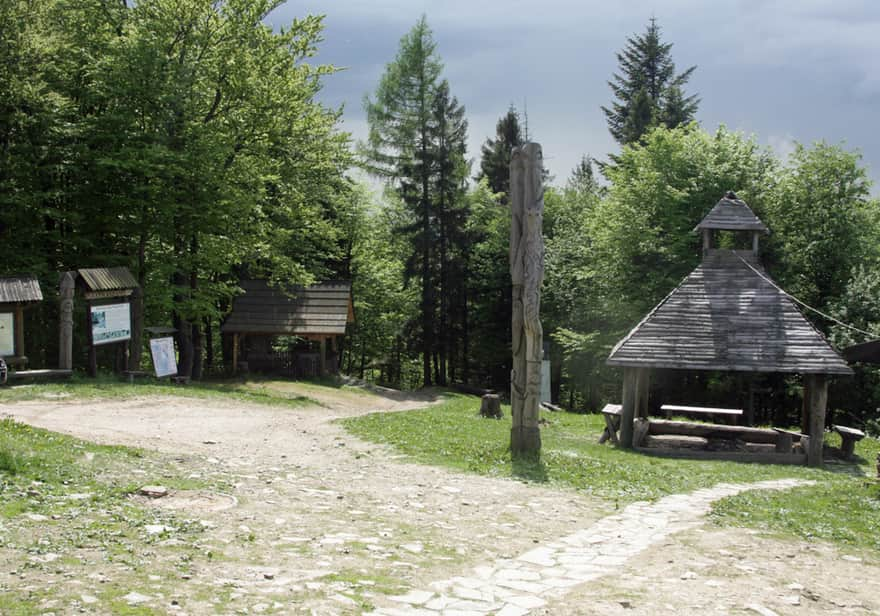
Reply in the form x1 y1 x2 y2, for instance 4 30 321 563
661 404 743 421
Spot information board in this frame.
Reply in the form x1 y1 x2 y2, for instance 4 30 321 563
0 313 13 356
149 336 178 377
90 302 131 346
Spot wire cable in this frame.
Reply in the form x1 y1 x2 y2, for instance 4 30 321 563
735 253 877 340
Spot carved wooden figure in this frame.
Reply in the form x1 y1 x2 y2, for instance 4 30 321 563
509 143 544 455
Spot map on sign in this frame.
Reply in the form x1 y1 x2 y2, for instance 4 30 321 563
90 303 131 345
0 313 13 356
149 336 177 377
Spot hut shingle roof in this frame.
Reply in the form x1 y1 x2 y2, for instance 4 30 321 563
221 280 353 336
607 250 852 375
0 276 43 303
694 192 769 233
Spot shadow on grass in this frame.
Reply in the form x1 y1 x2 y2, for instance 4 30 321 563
511 453 548 483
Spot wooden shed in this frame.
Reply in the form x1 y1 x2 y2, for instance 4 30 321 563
0 276 43 367
607 192 852 466
221 280 354 376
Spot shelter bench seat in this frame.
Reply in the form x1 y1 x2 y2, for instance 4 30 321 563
833 425 866 460
772 428 808 454
598 403 622 445
661 404 743 421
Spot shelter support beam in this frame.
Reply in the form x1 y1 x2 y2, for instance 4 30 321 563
619 367 640 448
804 374 828 467
320 337 327 376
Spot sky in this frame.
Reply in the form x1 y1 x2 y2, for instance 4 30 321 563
267 0 880 190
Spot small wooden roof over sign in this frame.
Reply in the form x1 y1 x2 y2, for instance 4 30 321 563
76 267 138 299
0 276 43 305
221 280 354 337
693 192 769 233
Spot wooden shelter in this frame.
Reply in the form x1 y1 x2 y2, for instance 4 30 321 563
221 280 354 376
607 192 852 466
0 276 43 367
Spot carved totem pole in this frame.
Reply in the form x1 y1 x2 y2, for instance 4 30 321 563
59 271 75 371
509 142 544 455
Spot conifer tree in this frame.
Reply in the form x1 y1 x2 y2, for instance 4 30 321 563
477 106 524 203
602 18 699 144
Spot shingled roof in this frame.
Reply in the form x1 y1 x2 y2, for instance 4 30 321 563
0 276 43 304
77 267 138 292
221 280 353 336
607 250 852 375
694 191 769 233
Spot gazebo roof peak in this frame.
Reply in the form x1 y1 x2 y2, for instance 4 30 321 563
694 191 769 234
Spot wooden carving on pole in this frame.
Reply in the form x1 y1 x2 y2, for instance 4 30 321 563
59 272 75 371
509 142 544 455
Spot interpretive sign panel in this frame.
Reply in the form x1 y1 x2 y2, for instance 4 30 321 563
0 313 13 356
90 302 131 346
149 336 177 377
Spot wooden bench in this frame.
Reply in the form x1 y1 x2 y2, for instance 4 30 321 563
661 404 743 421
598 403 622 444
833 425 866 460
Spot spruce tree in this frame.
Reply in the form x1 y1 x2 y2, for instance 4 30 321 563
476 105 524 202
602 18 699 145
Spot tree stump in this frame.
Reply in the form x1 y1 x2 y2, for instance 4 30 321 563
479 394 502 419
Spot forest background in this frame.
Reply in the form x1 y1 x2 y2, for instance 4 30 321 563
2 0 879 430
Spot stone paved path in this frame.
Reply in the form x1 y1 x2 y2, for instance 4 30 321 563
370 478 811 616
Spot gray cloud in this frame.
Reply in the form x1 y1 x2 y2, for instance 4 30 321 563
270 1 880 190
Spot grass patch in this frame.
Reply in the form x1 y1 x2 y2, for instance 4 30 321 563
0 418 222 610
0 373 317 408
343 393 880 551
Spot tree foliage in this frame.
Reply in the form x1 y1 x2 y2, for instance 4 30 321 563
362 16 470 386
0 0 351 376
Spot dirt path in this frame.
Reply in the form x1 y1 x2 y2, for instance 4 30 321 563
2 388 878 615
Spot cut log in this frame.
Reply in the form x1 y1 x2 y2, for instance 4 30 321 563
479 394 503 419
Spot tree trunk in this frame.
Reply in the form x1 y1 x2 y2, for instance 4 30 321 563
204 316 213 371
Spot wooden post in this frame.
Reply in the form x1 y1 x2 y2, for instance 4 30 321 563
702 228 711 255
752 231 760 256
14 304 24 359
59 272 75 371
635 368 650 419
85 302 97 377
801 377 811 435
232 333 239 375
620 367 638 448
509 142 544 456
805 374 828 467
319 337 327 377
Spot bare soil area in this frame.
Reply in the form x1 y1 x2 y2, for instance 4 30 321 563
2 385 878 615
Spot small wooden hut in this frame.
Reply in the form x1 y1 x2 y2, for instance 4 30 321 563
221 280 353 377
0 276 43 367
607 192 852 466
